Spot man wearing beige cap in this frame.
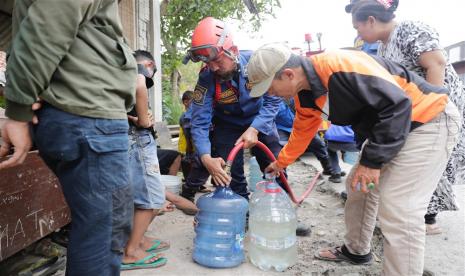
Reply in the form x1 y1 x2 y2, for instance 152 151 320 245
248 43 460 275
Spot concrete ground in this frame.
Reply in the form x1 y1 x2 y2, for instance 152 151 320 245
122 154 465 276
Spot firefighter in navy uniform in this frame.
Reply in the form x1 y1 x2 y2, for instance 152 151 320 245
182 17 311 236
181 17 283 201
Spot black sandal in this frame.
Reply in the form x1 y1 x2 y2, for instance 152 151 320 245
314 245 372 265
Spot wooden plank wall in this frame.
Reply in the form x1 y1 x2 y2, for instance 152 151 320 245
0 152 71 261
119 0 136 49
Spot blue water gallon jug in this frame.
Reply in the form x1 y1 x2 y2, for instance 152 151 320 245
193 187 249 268
247 156 262 192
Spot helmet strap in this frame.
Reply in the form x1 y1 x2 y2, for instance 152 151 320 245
217 25 230 47
223 48 240 70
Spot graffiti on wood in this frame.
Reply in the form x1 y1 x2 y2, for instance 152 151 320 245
0 152 71 261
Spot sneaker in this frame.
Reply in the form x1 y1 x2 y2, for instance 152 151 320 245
323 170 332 176
423 269 435 276
296 223 311 237
329 174 342 183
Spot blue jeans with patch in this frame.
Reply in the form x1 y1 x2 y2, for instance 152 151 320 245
34 104 133 276
128 128 165 210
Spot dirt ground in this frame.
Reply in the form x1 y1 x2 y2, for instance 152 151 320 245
122 154 465 276
40 154 463 276
124 160 386 276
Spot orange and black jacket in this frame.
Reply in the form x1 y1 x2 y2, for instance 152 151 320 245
278 50 449 169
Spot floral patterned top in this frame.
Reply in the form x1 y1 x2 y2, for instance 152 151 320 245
378 21 465 114
378 20 465 213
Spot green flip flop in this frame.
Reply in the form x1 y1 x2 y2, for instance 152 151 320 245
146 239 170 253
121 253 167 271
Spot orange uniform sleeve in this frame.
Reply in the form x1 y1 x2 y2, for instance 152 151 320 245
276 95 324 168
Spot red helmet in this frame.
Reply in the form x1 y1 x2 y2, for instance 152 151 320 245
185 17 234 63
191 17 233 49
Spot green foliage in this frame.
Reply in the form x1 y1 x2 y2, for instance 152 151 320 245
178 62 202 93
0 95 4 109
159 0 281 124
162 2 279 39
161 62 199 125
161 78 184 125
159 0 281 75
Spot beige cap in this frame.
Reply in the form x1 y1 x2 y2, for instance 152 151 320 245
247 43 292 98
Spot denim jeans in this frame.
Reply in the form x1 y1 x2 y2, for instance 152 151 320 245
184 154 211 190
34 104 133 276
128 128 165 210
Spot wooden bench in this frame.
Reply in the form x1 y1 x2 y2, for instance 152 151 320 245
0 152 70 261
0 108 71 261
0 116 179 261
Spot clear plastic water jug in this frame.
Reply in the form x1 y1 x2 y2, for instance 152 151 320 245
248 179 297 271
193 187 248 268
247 156 262 192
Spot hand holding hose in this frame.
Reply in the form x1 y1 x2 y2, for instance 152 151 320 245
227 141 319 204
200 154 231 186
265 161 284 177
235 127 258 149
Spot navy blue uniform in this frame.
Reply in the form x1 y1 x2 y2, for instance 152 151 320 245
275 99 334 175
180 105 211 188
189 50 282 198
276 99 331 163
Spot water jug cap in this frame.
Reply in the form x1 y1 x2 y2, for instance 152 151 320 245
212 186 234 198
264 181 281 193
264 172 275 180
